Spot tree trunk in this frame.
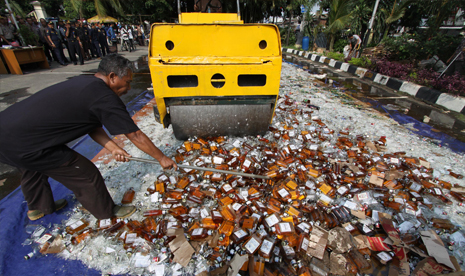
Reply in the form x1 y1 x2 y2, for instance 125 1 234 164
383 23 390 41
329 33 335 52
286 10 293 46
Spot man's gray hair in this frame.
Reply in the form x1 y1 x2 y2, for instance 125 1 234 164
97 54 134 77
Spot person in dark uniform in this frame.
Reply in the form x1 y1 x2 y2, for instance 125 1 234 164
98 22 110 56
90 23 102 58
58 20 71 63
76 21 91 60
85 23 97 58
0 54 177 221
65 21 84 65
45 21 67 66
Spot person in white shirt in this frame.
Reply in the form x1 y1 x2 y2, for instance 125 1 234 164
348 33 362 58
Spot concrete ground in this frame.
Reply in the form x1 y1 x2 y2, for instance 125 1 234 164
0 45 149 199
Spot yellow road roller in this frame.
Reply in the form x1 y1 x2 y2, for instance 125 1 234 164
148 1 282 140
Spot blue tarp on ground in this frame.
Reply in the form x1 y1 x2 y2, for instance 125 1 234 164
0 90 154 276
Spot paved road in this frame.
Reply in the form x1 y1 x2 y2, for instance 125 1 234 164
0 45 150 199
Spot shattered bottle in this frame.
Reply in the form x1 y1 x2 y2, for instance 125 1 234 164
121 187 135 204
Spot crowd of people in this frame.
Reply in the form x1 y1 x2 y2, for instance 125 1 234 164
0 13 147 66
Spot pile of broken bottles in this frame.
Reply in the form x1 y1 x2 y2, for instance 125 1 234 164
24 94 465 276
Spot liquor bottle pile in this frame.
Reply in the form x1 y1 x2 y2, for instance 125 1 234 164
24 64 465 275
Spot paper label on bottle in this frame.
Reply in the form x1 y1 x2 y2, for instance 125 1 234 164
234 229 247 239
372 157 381 162
256 201 265 209
319 183 332 195
344 223 355 232
305 134 311 140
260 239 273 255
357 192 369 201
251 213 261 221
412 169 421 176
278 222 292 232
99 219 112 228
36 233 52 244
362 224 372 234
310 144 318 150
265 214 280 227
233 140 242 148
159 175 168 182
148 184 155 190
244 237 261 253
319 194 332 205
222 184 232 192
301 237 310 251
126 233 137 243
306 181 315 189
232 203 242 211
405 208 416 216
200 208 210 218
192 228 204 236
377 252 392 262
212 173 222 180
410 182 422 192
336 186 348 195
213 156 224 164
410 191 421 198
289 144 297 151
434 188 442 195
297 222 311 233
167 221 178 229
243 159 252 168
70 220 84 230
344 200 358 210
390 158 399 164
283 245 295 255
289 130 295 137
169 176 177 185
212 211 221 217
394 197 405 204
278 188 290 198
161 204 172 209
240 190 249 198
151 192 159 203
195 160 205 167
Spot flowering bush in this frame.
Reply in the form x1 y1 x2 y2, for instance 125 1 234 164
373 58 465 97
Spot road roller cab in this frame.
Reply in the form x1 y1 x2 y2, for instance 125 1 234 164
148 9 282 140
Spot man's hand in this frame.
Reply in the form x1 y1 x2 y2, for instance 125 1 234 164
159 155 178 170
112 148 131 162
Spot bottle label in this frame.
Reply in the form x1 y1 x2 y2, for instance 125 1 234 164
337 186 348 195
377 252 392 262
394 197 405 204
260 239 273 254
357 192 369 201
69 220 84 230
36 233 52 244
434 188 442 195
148 184 155 190
192 228 204 236
256 201 265 209
212 173 222 180
301 237 310 251
297 222 311 233
200 208 210 218
251 213 261 221
244 237 260 253
243 159 252 168
167 221 178 229
362 224 372 234
410 183 422 192
159 175 168 182
283 245 295 255
279 222 292 232
213 156 224 164
126 233 137 243
410 191 421 198
390 158 399 164
234 229 247 239
212 211 221 217
151 193 159 203
344 223 355 232
265 214 279 227
278 188 290 198
99 219 112 228
232 203 242 211
310 144 318 150
222 184 232 192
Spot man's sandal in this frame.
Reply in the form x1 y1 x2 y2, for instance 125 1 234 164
27 199 68 221
113 205 136 219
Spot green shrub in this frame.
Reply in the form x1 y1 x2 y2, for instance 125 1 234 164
348 56 372 67
324 51 345 61
333 39 347 53
382 32 461 62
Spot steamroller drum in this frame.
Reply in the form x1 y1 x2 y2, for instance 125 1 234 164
170 104 273 140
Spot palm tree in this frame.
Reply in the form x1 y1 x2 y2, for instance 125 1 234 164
326 0 353 51
381 0 413 40
69 0 124 18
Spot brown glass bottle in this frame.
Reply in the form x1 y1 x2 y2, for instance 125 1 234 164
121 187 135 204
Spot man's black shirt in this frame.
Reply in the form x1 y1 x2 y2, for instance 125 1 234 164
0 75 139 171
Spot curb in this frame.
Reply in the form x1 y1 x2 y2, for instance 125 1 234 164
282 48 465 115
